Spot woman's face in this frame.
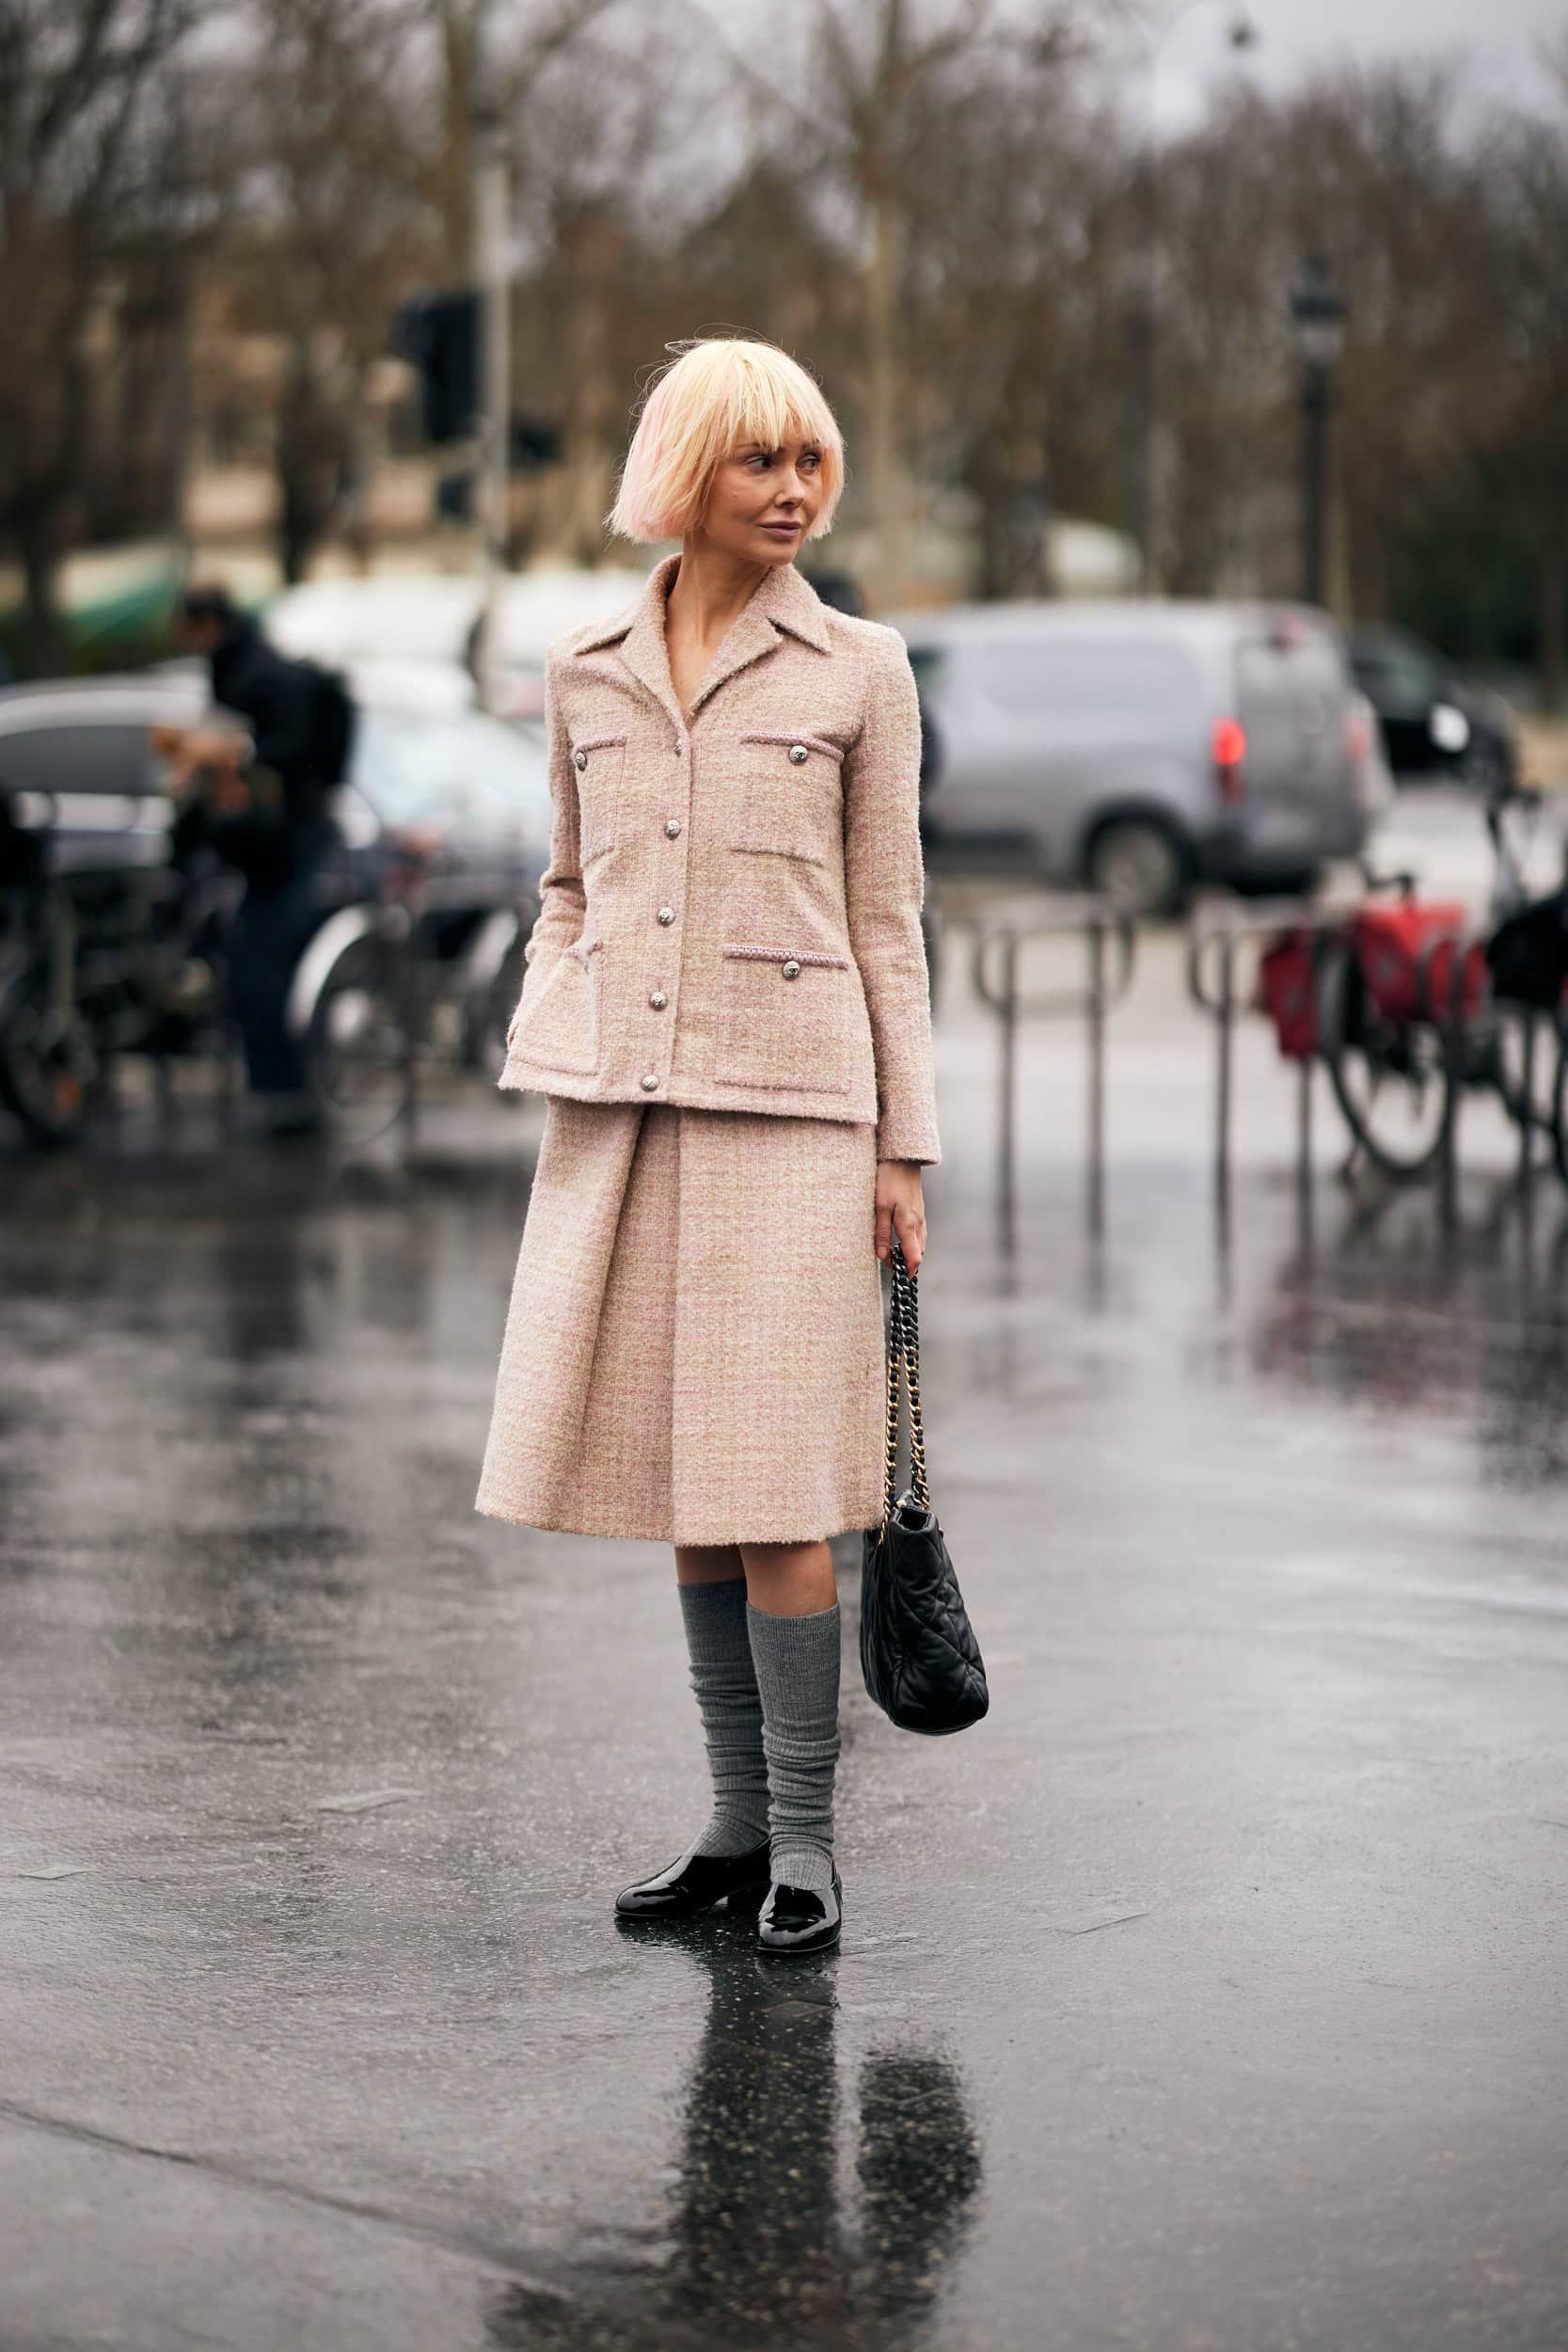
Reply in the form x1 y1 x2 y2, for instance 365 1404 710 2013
698 434 825 567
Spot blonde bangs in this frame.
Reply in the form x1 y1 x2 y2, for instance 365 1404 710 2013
608 338 846 545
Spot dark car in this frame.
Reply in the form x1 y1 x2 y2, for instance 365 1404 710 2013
1348 626 1522 793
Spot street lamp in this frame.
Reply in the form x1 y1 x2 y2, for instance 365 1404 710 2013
1127 2 1259 593
1288 253 1347 610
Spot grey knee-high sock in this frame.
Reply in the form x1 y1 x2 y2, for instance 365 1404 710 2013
746 1602 841 1893
679 1579 770 1857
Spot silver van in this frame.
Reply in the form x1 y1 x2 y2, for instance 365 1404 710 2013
890 600 1391 915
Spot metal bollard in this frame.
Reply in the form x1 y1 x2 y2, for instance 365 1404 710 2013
1086 915 1106 1239
972 897 1136 1235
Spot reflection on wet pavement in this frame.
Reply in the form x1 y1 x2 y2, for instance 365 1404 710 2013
489 1927 978 2350
3 1118 1567 2349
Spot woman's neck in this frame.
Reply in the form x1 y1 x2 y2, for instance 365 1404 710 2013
666 541 774 656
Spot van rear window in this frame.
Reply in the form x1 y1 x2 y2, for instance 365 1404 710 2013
971 642 1200 725
1238 635 1346 708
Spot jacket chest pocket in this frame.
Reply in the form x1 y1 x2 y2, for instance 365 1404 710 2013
571 735 626 866
713 943 853 1097
730 733 845 866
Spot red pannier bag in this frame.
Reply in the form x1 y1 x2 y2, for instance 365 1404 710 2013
1256 929 1320 1060
1354 899 1481 1025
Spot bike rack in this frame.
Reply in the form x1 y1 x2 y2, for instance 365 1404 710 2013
966 895 1137 1237
1185 899 1349 1218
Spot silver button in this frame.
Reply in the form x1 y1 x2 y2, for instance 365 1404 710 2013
574 749 588 771
665 818 682 838
657 905 675 926
782 959 801 980
788 742 810 764
640 1072 659 1091
674 738 686 757
649 990 668 1010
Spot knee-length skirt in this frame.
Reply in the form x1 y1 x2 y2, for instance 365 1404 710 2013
474 1100 887 1547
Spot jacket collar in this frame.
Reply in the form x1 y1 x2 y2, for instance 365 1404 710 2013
573 553 832 734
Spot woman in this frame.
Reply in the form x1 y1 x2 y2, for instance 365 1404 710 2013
476 338 939 1956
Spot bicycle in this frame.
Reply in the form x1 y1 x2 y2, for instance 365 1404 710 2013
1258 779 1567 1182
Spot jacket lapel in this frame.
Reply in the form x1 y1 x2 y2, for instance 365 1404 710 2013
689 560 832 714
606 555 687 740
572 553 832 731
688 601 782 716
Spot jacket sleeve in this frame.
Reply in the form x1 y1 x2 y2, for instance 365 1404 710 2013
509 650 585 1029
843 628 941 1166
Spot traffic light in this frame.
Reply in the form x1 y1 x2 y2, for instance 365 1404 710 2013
391 293 562 472
390 291 479 446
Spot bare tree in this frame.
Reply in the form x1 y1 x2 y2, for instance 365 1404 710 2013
1489 49 1568 706
192 0 436 580
0 0 197 665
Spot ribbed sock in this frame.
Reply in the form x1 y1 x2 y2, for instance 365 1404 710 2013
746 1601 841 1893
678 1578 770 1858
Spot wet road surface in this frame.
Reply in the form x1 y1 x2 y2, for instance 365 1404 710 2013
3 937 1568 2351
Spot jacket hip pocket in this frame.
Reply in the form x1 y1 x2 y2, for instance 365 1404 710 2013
571 735 626 866
713 943 854 1097
505 935 602 1075
730 733 845 866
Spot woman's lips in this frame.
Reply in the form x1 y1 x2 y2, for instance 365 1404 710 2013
761 520 801 534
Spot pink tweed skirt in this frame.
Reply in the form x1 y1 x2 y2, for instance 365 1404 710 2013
475 1099 886 1547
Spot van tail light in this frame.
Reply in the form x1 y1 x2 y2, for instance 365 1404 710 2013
1212 717 1247 803
1344 707 1372 763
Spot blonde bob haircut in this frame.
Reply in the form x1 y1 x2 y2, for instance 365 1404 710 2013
607 338 846 546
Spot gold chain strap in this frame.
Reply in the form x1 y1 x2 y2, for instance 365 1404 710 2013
879 1237 931 1529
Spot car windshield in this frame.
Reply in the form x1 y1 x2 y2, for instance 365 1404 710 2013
350 707 547 831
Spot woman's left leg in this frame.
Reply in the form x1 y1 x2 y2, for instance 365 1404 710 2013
743 1540 844 1954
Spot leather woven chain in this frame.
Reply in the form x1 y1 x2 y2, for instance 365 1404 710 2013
879 1238 931 1527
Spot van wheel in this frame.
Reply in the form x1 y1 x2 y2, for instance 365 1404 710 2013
1085 818 1187 918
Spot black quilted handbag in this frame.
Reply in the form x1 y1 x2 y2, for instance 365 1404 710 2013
860 1239 989 1736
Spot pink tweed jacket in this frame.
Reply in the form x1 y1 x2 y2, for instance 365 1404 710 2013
499 552 941 1165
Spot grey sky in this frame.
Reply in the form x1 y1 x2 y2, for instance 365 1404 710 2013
1150 0 1564 127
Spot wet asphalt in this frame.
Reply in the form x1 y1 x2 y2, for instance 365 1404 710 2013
3 909 1567 2352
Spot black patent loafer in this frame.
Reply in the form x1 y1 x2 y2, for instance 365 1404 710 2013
614 1839 771 1921
755 1871 843 1955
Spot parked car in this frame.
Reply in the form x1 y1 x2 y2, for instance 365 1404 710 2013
1347 625 1522 794
889 599 1391 916
0 661 552 886
0 665 551 1140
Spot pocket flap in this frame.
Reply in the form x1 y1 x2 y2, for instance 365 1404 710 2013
721 943 850 971
737 731 846 765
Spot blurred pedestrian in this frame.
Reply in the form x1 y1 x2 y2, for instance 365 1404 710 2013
172 584 352 1133
476 338 940 1957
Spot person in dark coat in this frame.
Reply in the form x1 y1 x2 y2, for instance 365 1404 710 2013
173 584 345 1128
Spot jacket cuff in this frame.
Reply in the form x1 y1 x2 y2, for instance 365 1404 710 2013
876 1121 942 1167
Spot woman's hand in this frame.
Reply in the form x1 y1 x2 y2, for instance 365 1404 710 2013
875 1161 927 1274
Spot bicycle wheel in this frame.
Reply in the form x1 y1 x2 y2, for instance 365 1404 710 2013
1318 941 1451 1178
0 958 99 1145
304 932 413 1139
